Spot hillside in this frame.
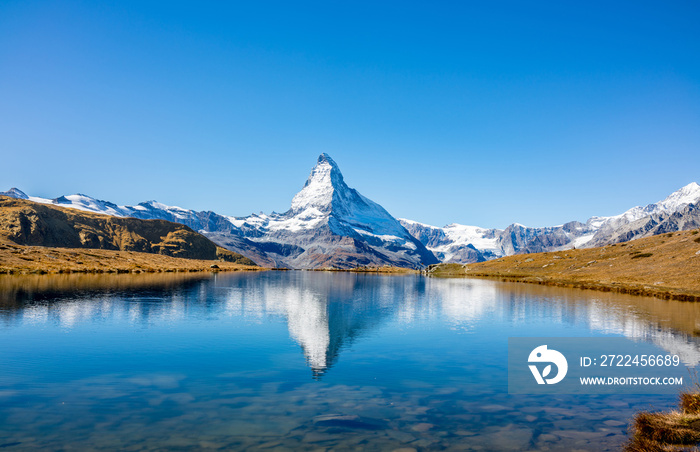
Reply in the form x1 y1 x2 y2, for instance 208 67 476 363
0 196 256 269
401 182 700 263
1 154 439 269
427 228 700 301
0 238 261 275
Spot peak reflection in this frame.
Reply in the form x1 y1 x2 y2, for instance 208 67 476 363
2 272 700 377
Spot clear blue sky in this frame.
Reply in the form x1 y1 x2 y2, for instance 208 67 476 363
1 1 698 228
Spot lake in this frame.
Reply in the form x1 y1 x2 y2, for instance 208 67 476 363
1 271 699 451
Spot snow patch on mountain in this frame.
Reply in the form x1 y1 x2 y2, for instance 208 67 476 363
223 153 437 268
0 154 437 269
4 175 698 267
290 153 340 214
399 219 502 262
401 182 700 263
0 188 29 199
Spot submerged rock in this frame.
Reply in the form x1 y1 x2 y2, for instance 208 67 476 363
312 414 387 430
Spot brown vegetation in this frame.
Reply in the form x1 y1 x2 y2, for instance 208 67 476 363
427 228 700 302
0 197 217 258
312 265 417 274
0 196 260 273
0 238 261 274
626 391 700 451
349 266 417 274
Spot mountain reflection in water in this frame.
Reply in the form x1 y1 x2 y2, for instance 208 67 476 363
1 271 700 377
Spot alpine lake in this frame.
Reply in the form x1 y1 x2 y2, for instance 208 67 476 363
1 271 699 451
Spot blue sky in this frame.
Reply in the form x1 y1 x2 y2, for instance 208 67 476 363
1 1 698 228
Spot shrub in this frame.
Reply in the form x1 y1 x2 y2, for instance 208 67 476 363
631 253 653 259
628 410 700 445
680 392 700 414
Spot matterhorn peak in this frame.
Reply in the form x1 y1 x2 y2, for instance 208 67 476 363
316 152 338 167
290 154 349 213
308 153 344 185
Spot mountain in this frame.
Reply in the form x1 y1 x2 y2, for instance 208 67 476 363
401 182 700 263
398 219 597 263
399 220 496 262
583 182 700 245
0 188 28 199
586 202 700 247
6 162 697 267
0 197 255 264
2 154 438 269
217 154 438 269
1 189 278 266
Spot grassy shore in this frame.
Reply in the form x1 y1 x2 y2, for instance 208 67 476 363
427 228 700 302
0 238 263 275
625 390 700 451
310 266 418 274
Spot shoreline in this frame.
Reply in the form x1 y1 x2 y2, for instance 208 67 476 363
0 241 264 276
310 266 418 274
441 272 700 302
426 228 700 303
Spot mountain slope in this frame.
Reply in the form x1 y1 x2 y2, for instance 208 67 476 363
586 203 700 247
2 154 437 269
6 168 696 268
1 188 277 267
0 196 255 264
427 227 700 302
401 182 700 263
218 154 438 269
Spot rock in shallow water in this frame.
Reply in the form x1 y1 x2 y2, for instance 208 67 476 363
410 422 434 432
312 414 386 430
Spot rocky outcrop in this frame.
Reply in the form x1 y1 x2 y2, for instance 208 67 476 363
5 175 698 268
0 197 255 264
0 154 438 269
587 203 700 247
401 183 700 263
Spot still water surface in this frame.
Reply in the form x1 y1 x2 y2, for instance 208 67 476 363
1 271 699 451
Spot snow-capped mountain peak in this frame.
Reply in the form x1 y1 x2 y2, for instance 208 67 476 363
0 188 29 199
290 153 346 214
0 153 439 269
655 182 700 212
285 154 425 238
3 175 698 268
587 182 700 230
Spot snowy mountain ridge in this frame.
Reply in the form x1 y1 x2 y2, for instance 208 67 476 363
2 166 698 267
210 153 435 268
399 182 700 263
1 154 437 269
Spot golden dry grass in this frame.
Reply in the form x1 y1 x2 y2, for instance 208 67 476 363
0 196 227 260
0 237 262 274
350 266 418 274
325 266 418 274
625 391 700 452
428 229 700 301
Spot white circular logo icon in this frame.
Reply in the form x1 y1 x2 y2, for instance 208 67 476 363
528 345 568 384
